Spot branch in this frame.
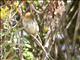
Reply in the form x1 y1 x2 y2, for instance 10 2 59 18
30 34 54 60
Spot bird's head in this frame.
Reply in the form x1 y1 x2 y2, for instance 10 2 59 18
24 12 33 20
18 1 33 21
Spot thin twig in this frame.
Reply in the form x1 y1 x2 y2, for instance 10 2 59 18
31 34 54 60
72 1 80 51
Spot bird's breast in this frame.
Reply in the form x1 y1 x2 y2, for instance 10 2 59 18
22 19 39 35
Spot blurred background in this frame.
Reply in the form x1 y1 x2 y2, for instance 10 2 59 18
0 0 80 60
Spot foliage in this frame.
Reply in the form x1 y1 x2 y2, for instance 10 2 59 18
0 0 80 60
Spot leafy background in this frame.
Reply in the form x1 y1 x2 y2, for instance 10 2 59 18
0 0 80 60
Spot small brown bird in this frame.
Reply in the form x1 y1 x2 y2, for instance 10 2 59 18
18 1 39 35
22 12 39 35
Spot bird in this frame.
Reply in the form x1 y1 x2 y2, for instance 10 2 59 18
18 1 44 46
22 12 39 35
18 1 39 36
